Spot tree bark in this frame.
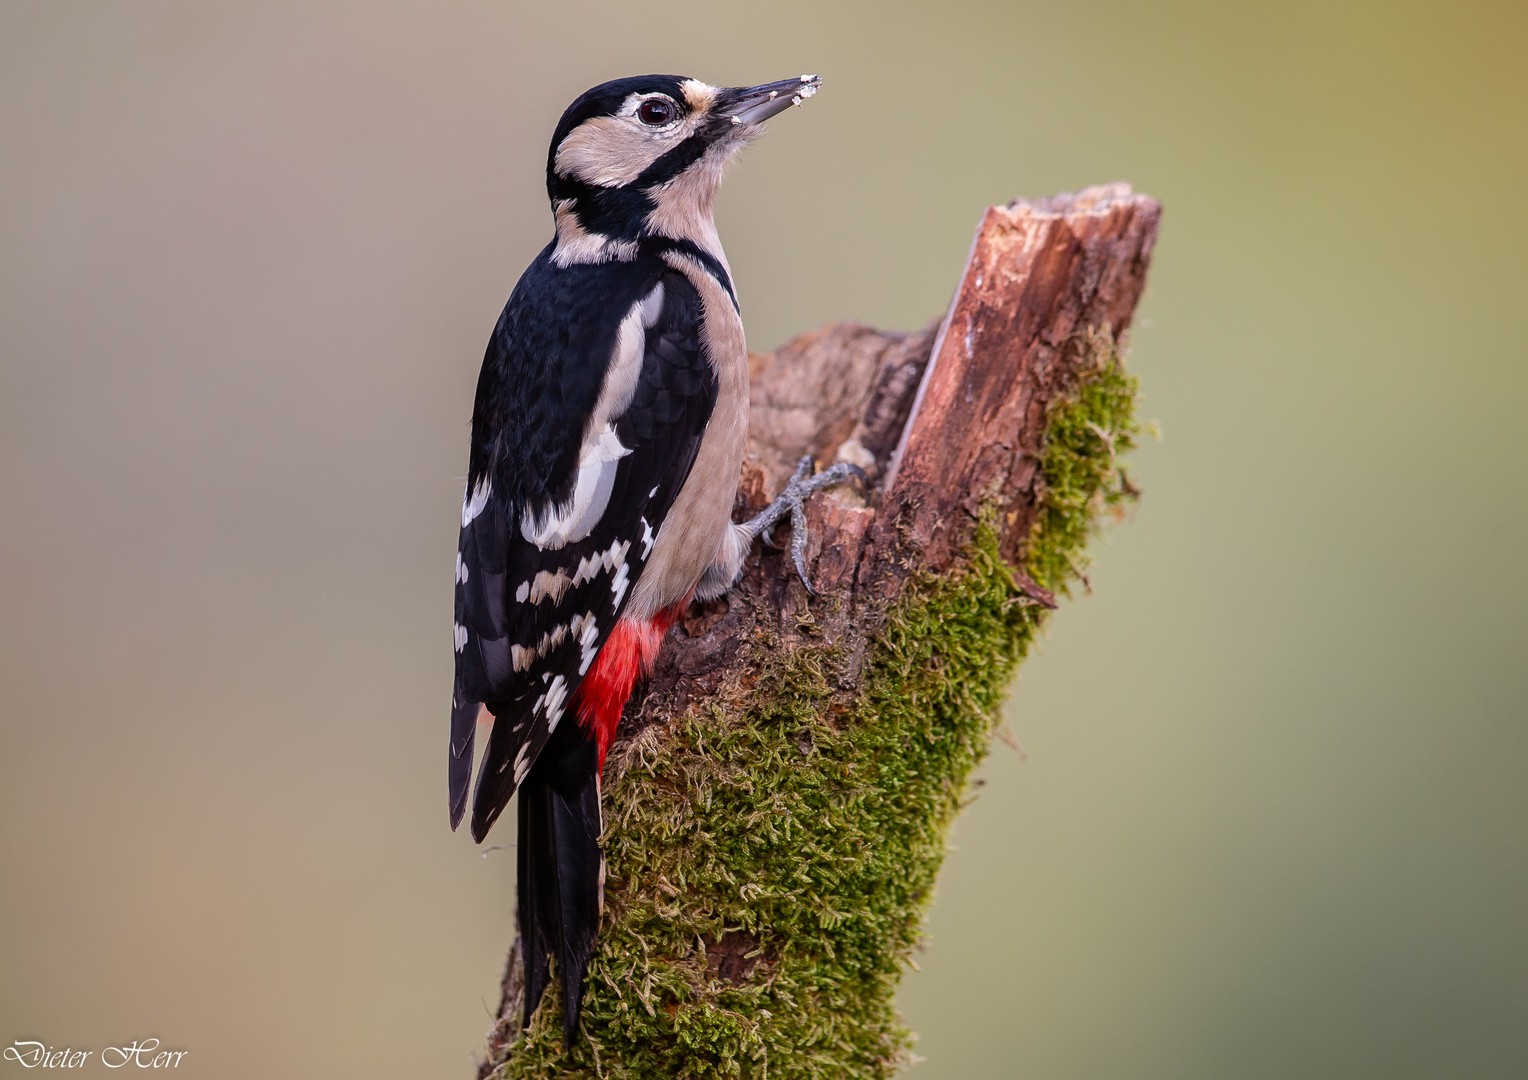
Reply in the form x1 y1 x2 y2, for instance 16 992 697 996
479 184 1161 1080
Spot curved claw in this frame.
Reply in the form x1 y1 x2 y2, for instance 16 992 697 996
790 496 815 595
743 456 870 596
764 456 815 551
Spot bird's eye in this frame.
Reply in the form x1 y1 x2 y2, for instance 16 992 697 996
638 98 676 126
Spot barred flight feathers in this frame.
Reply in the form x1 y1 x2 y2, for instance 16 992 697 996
450 249 716 841
448 71 823 1051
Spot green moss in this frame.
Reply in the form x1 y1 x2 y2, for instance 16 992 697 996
1025 327 1144 597
485 332 1141 1079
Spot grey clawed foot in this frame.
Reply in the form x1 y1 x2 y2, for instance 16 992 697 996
757 456 814 550
744 455 869 596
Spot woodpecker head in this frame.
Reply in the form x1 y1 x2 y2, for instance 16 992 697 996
545 74 820 265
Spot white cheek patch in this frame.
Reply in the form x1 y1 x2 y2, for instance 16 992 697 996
554 93 711 189
555 111 667 188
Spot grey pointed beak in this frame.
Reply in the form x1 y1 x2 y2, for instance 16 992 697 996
724 74 822 127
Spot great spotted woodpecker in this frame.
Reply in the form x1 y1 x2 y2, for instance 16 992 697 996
448 73 859 1047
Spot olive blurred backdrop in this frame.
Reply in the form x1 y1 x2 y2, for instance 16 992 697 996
2 2 1525 1077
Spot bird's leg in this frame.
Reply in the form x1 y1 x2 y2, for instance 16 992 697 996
738 456 868 595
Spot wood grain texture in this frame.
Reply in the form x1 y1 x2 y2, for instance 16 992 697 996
632 183 1161 715
874 182 1161 585
480 185 1161 1077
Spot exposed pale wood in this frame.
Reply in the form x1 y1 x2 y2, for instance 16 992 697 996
636 182 1161 710
871 182 1161 594
481 184 1161 1076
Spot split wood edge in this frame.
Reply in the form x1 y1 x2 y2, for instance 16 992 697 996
478 182 1161 1077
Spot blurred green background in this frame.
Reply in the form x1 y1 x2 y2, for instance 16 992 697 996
2 2 1524 1077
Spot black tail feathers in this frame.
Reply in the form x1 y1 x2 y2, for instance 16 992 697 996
447 692 478 831
517 718 604 1049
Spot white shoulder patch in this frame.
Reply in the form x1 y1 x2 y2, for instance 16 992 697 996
595 281 665 433
519 426 632 549
517 283 665 551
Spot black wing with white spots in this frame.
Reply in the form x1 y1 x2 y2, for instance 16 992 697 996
450 247 716 840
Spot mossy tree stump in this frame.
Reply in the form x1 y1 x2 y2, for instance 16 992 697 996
477 184 1161 1079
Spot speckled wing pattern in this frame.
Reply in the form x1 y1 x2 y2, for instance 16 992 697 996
451 255 716 841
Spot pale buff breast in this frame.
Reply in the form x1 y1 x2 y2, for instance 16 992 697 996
623 250 748 623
